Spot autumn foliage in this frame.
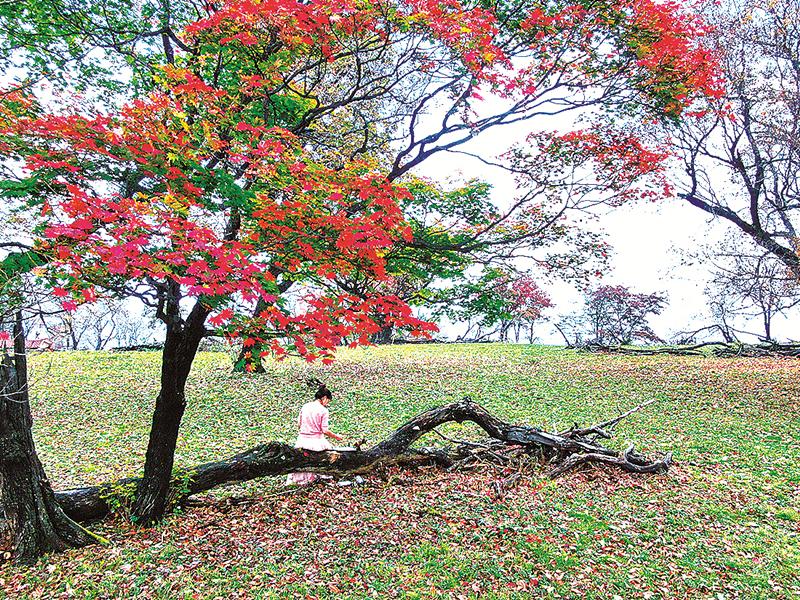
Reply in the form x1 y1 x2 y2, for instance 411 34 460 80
0 0 721 362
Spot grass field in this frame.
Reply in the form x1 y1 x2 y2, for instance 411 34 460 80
1 344 799 599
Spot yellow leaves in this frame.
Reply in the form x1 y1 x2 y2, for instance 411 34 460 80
162 192 189 216
172 110 191 134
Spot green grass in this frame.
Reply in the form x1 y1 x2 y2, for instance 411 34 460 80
2 344 800 598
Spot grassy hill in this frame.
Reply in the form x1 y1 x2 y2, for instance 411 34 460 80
2 345 799 598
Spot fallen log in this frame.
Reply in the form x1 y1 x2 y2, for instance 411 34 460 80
576 342 715 356
711 341 800 358
54 398 670 522
577 341 800 358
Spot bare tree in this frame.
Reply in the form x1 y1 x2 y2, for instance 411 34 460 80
114 306 156 349
672 0 800 276
706 238 800 341
707 298 741 343
36 300 155 351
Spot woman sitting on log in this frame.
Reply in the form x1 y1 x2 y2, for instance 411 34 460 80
286 384 344 485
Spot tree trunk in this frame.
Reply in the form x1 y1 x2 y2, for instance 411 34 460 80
130 300 209 525
232 275 294 373
234 339 267 373
720 323 735 344
0 314 104 564
55 398 671 523
69 322 78 350
370 324 394 345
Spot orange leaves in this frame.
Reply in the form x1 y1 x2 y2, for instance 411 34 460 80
220 31 260 46
403 0 506 75
5 48 428 361
247 166 411 282
626 0 724 103
185 0 508 83
208 308 235 327
221 292 436 362
187 0 357 57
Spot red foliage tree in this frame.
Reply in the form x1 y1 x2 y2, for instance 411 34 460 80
497 275 554 343
0 0 721 536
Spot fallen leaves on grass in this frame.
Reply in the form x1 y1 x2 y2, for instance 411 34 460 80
2 345 799 598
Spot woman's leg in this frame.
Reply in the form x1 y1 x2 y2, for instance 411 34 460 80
286 434 331 485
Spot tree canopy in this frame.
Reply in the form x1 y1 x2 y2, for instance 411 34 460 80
0 0 723 536
1 0 722 357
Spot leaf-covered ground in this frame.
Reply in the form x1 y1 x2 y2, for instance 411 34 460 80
1 344 799 598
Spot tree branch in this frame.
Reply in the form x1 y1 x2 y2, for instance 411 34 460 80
54 398 669 522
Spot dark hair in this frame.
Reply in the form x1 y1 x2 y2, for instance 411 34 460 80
314 384 332 401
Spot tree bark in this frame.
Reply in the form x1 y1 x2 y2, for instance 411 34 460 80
55 398 670 523
130 299 210 525
0 313 105 564
135 208 247 521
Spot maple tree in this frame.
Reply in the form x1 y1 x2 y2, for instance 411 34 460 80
0 0 721 558
503 275 554 342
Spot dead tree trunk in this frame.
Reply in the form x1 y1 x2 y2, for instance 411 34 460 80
0 314 105 564
55 398 670 523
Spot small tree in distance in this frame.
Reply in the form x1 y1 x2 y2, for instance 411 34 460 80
558 285 667 346
437 270 552 343
505 275 554 343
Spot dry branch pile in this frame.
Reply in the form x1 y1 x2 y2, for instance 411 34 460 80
55 398 670 522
